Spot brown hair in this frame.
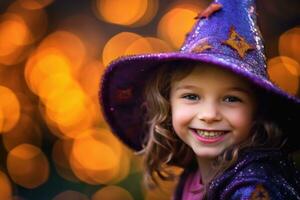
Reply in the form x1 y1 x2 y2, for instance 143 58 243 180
140 61 285 191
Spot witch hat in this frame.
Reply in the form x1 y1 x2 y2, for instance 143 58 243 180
99 0 300 151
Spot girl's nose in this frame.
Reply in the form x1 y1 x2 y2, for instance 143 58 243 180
197 101 222 123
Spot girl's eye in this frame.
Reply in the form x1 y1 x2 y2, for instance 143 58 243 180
223 96 242 103
182 94 199 101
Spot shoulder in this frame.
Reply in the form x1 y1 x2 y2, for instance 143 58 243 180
219 164 300 200
220 171 294 199
208 149 300 199
226 182 279 200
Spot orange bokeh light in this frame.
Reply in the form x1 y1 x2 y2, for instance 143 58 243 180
102 32 143 66
0 14 31 56
69 128 131 184
267 56 299 95
0 86 20 133
36 31 86 77
0 13 33 65
0 171 13 200
45 87 89 130
92 185 134 200
7 0 48 43
279 27 300 63
2 113 42 151
25 48 72 95
125 37 173 55
70 135 119 184
7 144 49 189
95 0 149 26
132 0 159 27
37 73 75 101
52 139 79 182
78 60 104 99
157 6 199 49
41 97 96 139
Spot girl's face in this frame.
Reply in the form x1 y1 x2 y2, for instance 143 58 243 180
170 65 257 159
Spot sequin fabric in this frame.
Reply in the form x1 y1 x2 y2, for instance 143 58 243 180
173 149 300 200
99 0 300 151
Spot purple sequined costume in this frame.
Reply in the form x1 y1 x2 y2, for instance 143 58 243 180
174 149 300 199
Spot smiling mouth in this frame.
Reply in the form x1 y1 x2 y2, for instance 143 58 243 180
192 129 230 138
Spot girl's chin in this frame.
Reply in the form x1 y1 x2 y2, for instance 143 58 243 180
194 151 222 160
193 148 226 159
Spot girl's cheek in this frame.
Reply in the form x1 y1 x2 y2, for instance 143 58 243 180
227 109 253 133
172 107 195 124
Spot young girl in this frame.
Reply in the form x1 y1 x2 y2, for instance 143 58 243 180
100 0 300 199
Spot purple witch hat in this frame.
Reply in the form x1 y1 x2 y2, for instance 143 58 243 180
100 0 300 151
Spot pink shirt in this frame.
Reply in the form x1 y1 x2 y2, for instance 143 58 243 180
182 170 205 200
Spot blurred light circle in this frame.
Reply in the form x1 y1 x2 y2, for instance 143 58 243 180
40 98 96 140
2 113 42 151
44 87 88 129
0 14 31 56
25 48 72 94
36 31 86 76
52 190 89 200
70 132 119 184
70 128 130 184
279 27 300 63
157 7 198 49
124 37 153 54
125 37 173 55
130 0 159 27
17 0 55 10
90 129 131 184
92 185 133 200
37 73 75 102
77 60 105 124
0 86 20 133
268 56 299 95
145 37 173 52
78 60 103 99
96 0 148 26
7 0 48 44
7 144 49 189
0 171 13 200
52 139 79 182
268 56 300 77
102 32 142 66
0 44 33 66
0 13 33 65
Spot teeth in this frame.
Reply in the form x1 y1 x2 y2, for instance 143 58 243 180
196 130 226 138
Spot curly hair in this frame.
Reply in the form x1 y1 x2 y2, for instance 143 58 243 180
140 61 285 191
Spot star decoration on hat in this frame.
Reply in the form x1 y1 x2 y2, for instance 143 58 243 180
249 184 270 200
223 26 254 58
191 41 212 53
194 3 223 19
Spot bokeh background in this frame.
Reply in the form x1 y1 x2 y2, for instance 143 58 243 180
0 0 300 199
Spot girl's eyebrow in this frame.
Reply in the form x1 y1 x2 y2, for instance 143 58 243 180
174 85 199 91
226 87 252 94
174 85 251 94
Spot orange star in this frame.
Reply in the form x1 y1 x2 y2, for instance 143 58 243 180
191 41 212 53
194 3 223 19
249 184 270 200
223 26 254 58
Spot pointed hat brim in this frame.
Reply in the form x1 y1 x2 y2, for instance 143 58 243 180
100 51 300 151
